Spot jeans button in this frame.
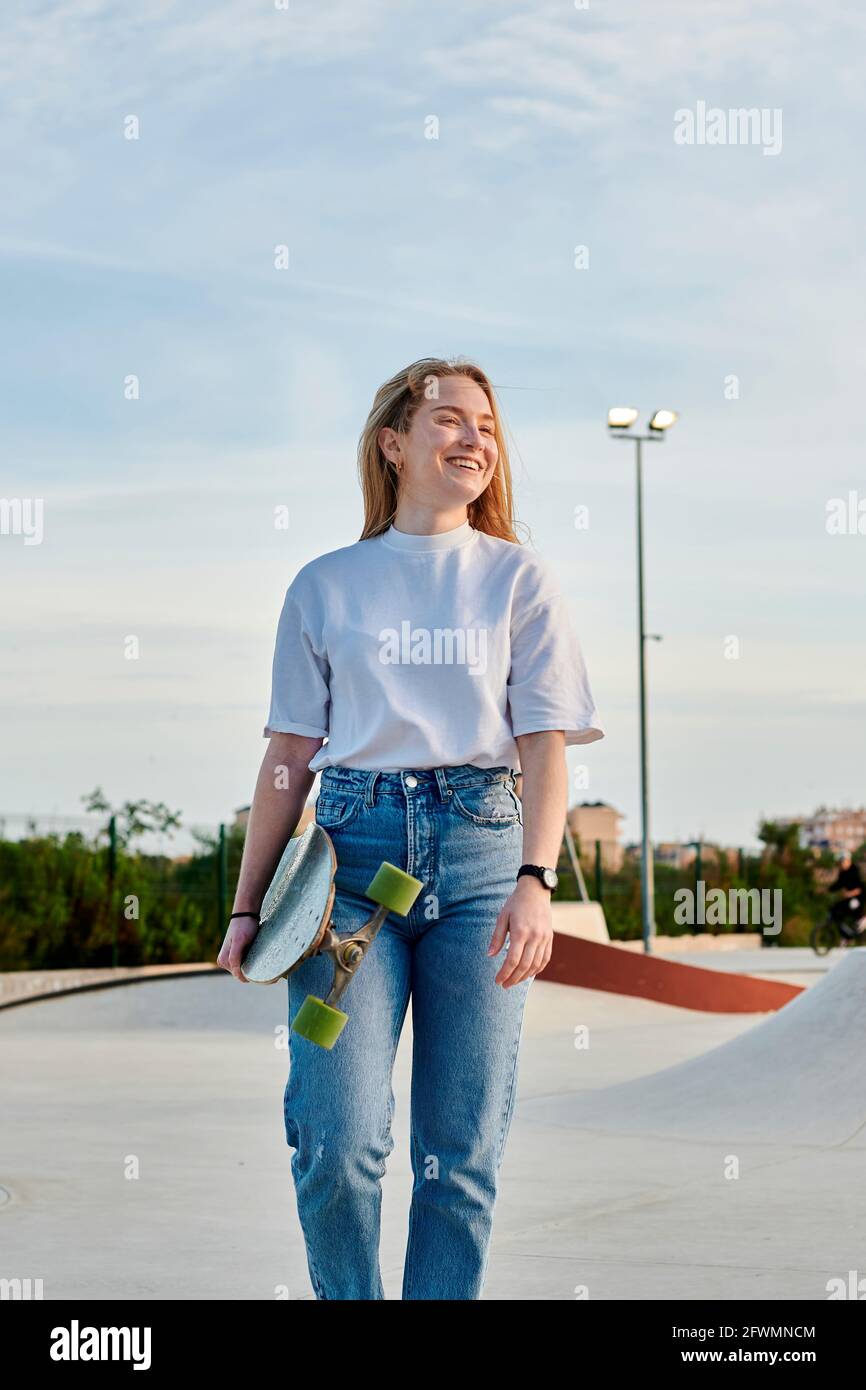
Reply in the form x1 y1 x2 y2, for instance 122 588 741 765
405 774 418 788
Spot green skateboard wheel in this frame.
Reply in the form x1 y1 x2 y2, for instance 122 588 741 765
292 995 349 1049
365 861 424 916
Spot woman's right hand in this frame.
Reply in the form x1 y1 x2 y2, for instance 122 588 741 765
216 916 261 983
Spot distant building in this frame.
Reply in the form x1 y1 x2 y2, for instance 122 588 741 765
776 807 866 856
628 842 741 870
655 842 698 870
566 801 624 871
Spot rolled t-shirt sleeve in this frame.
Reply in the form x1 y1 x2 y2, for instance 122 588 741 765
262 583 330 739
506 591 604 746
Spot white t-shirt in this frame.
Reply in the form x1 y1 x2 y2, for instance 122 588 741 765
263 518 604 774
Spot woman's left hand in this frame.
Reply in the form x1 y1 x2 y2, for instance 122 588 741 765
487 878 554 988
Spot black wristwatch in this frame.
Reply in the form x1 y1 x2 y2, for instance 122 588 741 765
517 864 558 893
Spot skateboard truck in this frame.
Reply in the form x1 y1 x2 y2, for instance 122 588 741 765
241 823 423 1049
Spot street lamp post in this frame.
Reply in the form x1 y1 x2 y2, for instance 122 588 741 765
607 406 678 953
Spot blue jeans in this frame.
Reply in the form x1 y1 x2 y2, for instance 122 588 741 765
283 763 533 1300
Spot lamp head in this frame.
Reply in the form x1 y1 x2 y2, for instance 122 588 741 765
607 407 638 430
648 409 678 432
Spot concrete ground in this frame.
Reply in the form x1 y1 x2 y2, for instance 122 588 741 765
1 946 862 1300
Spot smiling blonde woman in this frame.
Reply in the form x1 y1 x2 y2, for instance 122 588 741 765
218 356 604 1300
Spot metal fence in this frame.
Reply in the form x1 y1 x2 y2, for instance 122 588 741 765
0 813 841 964
558 838 790 943
0 811 244 970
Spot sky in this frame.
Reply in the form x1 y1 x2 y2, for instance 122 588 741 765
2 0 865 855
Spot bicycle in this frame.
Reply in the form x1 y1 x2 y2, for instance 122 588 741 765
810 900 866 956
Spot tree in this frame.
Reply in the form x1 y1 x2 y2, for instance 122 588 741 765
81 788 183 849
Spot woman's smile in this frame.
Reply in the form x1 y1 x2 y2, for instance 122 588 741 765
446 455 485 476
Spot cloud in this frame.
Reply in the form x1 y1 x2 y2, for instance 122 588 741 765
0 0 405 124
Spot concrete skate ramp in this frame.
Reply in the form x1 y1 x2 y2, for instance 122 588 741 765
524 952 866 1148
542 931 801 1012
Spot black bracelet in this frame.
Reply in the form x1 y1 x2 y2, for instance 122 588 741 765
230 911 260 922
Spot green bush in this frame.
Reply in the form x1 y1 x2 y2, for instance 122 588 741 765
0 821 246 971
557 818 863 943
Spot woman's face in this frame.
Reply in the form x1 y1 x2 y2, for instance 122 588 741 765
381 375 499 506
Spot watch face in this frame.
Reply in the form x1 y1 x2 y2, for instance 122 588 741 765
542 868 558 890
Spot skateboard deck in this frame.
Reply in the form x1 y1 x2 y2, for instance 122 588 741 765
241 823 337 984
240 822 422 1048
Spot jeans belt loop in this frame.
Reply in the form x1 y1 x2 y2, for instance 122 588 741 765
433 767 452 802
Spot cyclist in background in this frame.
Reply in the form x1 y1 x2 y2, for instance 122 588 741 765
828 851 865 936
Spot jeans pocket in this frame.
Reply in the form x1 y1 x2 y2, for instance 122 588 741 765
450 780 522 828
315 790 364 830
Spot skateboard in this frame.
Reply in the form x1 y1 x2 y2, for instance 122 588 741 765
240 822 423 1049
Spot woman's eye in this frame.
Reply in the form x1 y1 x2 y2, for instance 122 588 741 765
439 416 494 434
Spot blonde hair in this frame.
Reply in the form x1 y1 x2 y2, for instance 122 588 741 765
356 356 525 544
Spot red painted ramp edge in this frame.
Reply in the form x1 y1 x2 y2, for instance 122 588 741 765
539 933 803 1013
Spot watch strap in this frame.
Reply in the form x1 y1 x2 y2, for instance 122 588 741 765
517 864 557 889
